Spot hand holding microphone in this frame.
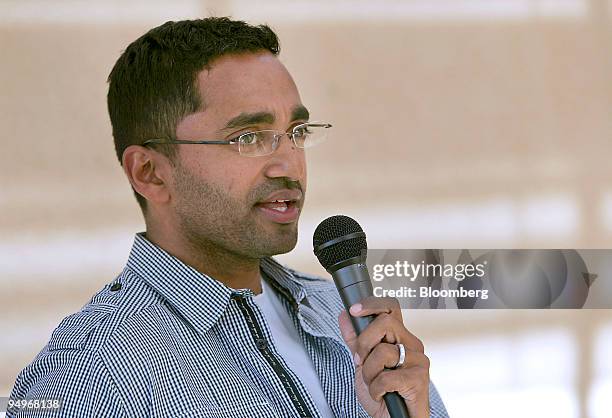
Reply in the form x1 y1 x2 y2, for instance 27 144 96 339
314 216 430 418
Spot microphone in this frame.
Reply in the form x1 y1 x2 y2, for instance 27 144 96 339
313 215 410 418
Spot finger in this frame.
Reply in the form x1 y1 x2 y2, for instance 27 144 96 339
350 296 402 322
361 345 430 385
338 310 358 356
353 313 424 364
368 368 430 418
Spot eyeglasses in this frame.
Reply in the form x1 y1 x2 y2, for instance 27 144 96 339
143 122 332 157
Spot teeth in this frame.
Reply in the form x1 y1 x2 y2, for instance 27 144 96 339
259 199 291 213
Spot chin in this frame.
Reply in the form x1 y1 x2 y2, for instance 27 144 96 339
259 235 298 257
272 244 297 256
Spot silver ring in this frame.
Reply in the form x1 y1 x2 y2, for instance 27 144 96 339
393 343 406 368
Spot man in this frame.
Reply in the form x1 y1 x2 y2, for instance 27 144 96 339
8 18 449 418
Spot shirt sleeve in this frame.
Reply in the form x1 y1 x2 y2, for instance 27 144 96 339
429 380 450 418
7 349 126 418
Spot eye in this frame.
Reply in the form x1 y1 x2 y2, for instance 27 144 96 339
238 132 260 145
292 124 311 138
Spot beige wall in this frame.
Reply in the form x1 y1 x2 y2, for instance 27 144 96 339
1 1 611 417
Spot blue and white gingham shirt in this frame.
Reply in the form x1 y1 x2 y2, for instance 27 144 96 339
8 233 449 417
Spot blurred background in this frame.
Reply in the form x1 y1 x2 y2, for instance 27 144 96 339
1 0 611 417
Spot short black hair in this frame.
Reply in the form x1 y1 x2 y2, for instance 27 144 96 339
107 17 280 211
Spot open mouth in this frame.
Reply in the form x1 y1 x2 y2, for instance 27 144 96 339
255 191 302 224
257 199 295 213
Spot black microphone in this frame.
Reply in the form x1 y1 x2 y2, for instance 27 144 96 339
313 215 410 418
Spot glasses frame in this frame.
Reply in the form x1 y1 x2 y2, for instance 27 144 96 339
142 122 332 156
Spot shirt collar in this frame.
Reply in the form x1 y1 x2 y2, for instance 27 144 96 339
126 233 308 336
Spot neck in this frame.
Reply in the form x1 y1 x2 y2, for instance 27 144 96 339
144 223 263 294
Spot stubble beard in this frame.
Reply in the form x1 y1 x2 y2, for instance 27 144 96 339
172 163 301 261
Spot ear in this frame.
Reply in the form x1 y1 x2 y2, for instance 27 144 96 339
122 145 172 206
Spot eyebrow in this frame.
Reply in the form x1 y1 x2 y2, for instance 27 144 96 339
291 105 310 122
222 105 310 130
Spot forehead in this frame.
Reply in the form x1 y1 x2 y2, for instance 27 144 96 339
196 52 302 123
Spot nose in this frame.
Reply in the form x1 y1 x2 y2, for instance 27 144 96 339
263 133 306 181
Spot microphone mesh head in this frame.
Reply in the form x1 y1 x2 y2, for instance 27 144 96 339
313 215 367 270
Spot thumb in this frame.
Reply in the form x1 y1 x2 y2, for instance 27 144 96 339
338 310 359 356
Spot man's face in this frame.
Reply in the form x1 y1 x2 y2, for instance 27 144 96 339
169 52 308 259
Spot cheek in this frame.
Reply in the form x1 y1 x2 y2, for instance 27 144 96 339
221 164 262 197
181 149 235 186
300 155 308 188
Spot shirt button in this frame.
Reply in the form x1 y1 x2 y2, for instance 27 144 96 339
110 282 122 292
255 338 268 350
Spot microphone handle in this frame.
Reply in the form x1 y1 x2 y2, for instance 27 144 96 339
332 264 411 418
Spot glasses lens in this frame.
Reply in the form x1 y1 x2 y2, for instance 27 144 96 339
293 124 329 149
238 131 275 157
237 124 331 157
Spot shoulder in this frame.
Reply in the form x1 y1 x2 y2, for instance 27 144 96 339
8 268 165 416
44 268 163 353
15 267 166 385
